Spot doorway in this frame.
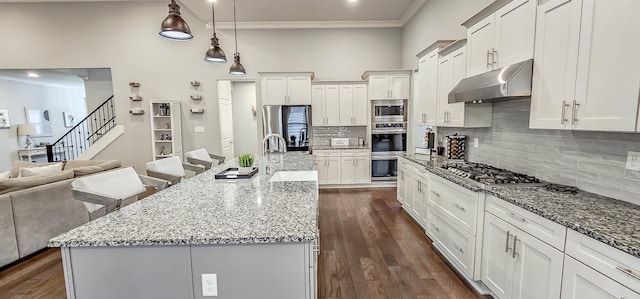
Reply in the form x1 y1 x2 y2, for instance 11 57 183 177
217 80 258 161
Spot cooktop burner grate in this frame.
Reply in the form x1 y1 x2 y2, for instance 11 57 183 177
442 162 541 185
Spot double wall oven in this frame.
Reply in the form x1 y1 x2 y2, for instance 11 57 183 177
371 100 407 181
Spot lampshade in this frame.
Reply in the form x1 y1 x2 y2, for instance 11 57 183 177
204 2 226 63
229 53 246 76
17 124 37 136
159 0 193 41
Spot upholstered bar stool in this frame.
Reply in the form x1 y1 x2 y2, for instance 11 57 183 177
185 148 225 170
146 156 204 185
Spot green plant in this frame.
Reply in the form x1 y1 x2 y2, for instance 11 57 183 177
237 153 255 167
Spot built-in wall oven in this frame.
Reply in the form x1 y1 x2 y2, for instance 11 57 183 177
372 100 407 123
371 122 407 181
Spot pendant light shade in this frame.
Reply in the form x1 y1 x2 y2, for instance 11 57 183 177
159 0 193 41
229 53 246 76
229 0 246 76
204 2 226 62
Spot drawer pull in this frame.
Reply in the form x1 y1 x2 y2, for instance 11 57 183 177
616 266 640 281
508 212 526 223
453 203 465 212
505 231 511 253
453 243 464 254
430 190 441 197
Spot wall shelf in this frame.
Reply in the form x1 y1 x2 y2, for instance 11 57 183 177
149 100 182 160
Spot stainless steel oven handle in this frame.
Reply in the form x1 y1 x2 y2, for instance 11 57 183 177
371 155 400 160
371 129 407 134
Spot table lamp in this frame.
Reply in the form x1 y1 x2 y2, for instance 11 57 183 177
17 124 37 149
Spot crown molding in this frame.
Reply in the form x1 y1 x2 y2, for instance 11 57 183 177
208 20 404 30
401 0 427 25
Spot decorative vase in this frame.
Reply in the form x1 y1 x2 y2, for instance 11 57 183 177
238 166 253 174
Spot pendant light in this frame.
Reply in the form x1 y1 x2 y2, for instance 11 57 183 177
204 2 226 62
229 0 246 76
159 0 193 41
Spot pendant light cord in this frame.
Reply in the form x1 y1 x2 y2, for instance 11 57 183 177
233 0 238 53
211 2 216 35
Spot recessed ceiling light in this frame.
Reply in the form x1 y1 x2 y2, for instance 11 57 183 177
348 0 357 3
27 72 39 78
208 0 217 2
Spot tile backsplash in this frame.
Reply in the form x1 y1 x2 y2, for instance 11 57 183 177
439 99 640 205
311 126 367 146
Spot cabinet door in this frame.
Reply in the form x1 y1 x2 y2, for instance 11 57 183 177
404 171 415 211
326 156 342 185
311 85 326 126
466 15 495 77
397 165 406 205
561 256 640 299
482 212 515 299
355 156 370 184
418 177 429 228
416 57 428 125
369 75 390 100
530 0 582 129
316 157 327 185
341 156 356 184
287 75 312 105
511 228 564 299
437 54 453 126
339 85 354 126
412 177 427 228
449 47 468 128
324 85 340 126
390 74 410 99
494 0 536 68
424 50 440 126
573 0 640 132
262 76 288 105
352 85 368 126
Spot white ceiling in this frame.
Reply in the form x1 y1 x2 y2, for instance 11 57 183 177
0 0 426 27
0 69 94 87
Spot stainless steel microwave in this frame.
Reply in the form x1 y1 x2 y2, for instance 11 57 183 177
372 100 407 122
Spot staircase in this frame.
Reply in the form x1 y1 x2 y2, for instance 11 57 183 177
46 96 116 162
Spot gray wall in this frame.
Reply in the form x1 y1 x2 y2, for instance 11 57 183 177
439 99 640 205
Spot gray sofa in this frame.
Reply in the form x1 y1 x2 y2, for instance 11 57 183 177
0 160 121 268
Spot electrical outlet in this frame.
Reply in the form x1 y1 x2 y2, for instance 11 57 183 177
473 138 479 148
201 274 218 297
195 126 205 133
626 151 640 171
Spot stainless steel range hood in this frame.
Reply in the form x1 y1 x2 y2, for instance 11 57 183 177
449 59 533 104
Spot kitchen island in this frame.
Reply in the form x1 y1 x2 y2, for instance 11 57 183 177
49 153 319 299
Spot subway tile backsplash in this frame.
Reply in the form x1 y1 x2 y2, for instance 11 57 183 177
311 126 367 146
439 99 640 205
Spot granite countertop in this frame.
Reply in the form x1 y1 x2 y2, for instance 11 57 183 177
399 154 640 259
312 145 370 151
48 153 318 248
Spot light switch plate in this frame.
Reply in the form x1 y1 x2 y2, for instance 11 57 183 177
473 138 479 148
626 151 640 171
201 273 218 297
195 126 205 133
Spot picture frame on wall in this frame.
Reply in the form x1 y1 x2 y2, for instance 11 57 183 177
63 112 76 128
0 108 10 129
25 108 52 137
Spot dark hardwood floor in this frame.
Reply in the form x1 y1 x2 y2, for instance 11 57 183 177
0 188 483 299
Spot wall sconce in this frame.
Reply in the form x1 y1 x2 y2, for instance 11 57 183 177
251 105 257 117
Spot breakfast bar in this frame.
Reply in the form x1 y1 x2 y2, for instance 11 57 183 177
48 153 319 299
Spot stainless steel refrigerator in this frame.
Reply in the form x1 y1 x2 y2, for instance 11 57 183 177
262 105 311 152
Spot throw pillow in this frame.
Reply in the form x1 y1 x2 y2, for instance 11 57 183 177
0 170 74 195
0 171 9 180
10 161 67 178
19 163 64 177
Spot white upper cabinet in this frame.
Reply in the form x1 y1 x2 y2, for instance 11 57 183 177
465 0 536 77
339 85 354 126
363 71 412 100
437 50 454 126
314 83 366 127
339 84 367 126
448 47 468 128
311 85 325 126
311 85 340 126
416 41 453 126
530 0 640 132
260 73 313 106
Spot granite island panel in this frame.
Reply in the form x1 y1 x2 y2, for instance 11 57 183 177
399 154 640 259
49 153 318 248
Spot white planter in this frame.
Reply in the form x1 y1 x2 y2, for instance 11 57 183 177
238 166 254 174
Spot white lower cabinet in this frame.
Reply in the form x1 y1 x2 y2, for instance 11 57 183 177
315 150 370 186
428 208 476 278
397 158 430 228
561 256 640 299
482 212 564 299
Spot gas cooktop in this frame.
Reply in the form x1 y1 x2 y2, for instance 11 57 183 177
442 162 541 185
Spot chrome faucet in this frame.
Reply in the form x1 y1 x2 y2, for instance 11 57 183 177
262 134 287 156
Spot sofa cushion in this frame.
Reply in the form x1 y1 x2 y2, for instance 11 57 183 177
64 160 121 177
19 163 64 177
0 195 19 267
0 170 74 195
0 171 9 180
10 161 66 178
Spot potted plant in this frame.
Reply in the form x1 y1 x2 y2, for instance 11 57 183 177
237 153 255 174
